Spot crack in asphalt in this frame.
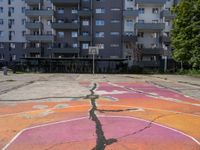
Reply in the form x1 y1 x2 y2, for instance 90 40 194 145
116 113 180 140
97 108 139 113
88 83 117 150
0 81 35 95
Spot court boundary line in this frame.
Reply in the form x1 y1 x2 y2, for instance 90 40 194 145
2 115 200 150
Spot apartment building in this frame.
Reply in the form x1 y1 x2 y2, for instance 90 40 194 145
0 0 179 70
0 0 26 62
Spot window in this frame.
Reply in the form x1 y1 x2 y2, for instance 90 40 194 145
0 31 4 37
96 8 105 14
152 20 158 23
126 19 133 27
152 8 159 14
166 20 170 26
72 8 78 14
10 43 15 49
96 44 104 49
110 8 120 11
82 43 89 49
57 8 64 14
47 20 52 25
22 31 26 37
110 44 119 47
72 43 78 48
22 19 26 25
82 32 89 36
111 20 120 23
22 7 26 13
0 43 4 48
138 20 144 23
8 7 14 13
127 7 133 10
139 8 144 14
82 20 89 26
71 32 78 38
137 44 144 49
96 20 104 26
95 32 104 38
151 33 158 38
0 19 3 25
110 32 120 35
138 32 144 37
12 55 16 61
58 32 64 38
0 7 3 13
151 43 157 48
47 31 52 35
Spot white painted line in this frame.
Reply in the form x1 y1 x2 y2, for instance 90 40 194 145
2 115 200 150
2 117 88 150
102 115 200 146
108 82 200 106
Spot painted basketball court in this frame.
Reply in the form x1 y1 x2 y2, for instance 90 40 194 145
0 74 200 150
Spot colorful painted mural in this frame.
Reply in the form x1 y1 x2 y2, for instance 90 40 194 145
0 81 200 150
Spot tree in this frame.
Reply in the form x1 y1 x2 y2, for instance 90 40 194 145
171 0 200 68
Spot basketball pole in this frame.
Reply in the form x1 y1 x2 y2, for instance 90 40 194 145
93 53 95 75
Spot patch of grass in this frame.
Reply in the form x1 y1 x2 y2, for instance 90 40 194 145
177 69 200 77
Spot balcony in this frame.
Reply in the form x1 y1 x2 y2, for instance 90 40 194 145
160 10 176 19
51 0 80 5
135 0 166 5
25 22 43 29
123 10 139 17
26 35 54 42
26 47 42 53
52 48 80 54
123 34 137 42
78 35 92 42
52 22 80 30
78 10 92 17
141 48 163 55
25 0 43 5
135 23 165 30
25 9 54 17
160 36 171 43
133 61 160 67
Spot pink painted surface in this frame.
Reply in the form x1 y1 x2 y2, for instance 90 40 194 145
97 82 199 103
7 117 199 150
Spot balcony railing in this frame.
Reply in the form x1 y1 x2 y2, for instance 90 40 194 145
160 10 176 19
26 47 42 53
123 10 139 17
52 22 80 30
159 36 171 43
141 48 163 55
135 23 165 30
26 34 54 42
51 0 80 5
133 61 160 67
52 46 80 54
78 10 92 17
25 22 43 29
78 35 92 42
123 33 137 42
25 0 43 5
135 0 166 5
25 9 54 17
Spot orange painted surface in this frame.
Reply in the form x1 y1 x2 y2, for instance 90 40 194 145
0 82 199 150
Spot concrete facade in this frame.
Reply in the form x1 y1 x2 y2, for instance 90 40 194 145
0 0 178 68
